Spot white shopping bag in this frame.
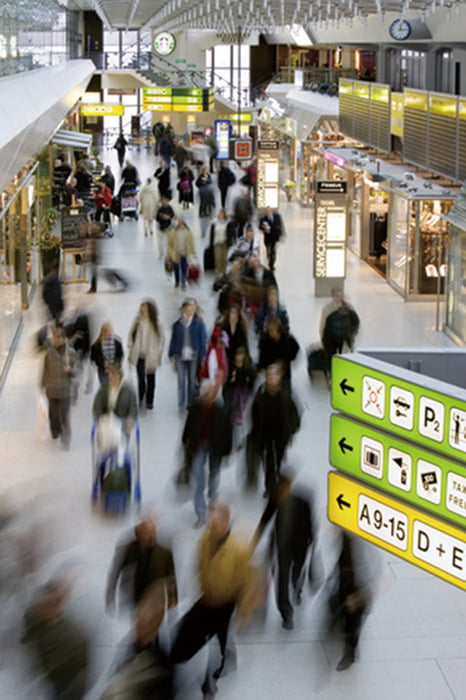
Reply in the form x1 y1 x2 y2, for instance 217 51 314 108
96 413 122 453
36 393 50 441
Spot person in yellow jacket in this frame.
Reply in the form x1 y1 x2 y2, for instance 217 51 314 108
169 502 258 695
166 217 196 290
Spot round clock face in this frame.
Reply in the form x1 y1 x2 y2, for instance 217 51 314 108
389 18 412 41
153 32 176 56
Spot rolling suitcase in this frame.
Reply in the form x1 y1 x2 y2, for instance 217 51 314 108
187 257 201 284
203 223 215 272
307 346 330 383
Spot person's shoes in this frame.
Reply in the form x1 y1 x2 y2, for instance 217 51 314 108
180 284 187 291
174 282 179 288
146 403 154 410
193 517 206 529
87 288 96 294
293 589 303 606
145 232 148 237
281 615 294 631
336 648 355 671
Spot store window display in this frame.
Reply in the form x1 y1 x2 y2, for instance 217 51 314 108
445 224 466 344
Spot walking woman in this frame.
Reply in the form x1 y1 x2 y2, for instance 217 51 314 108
90 322 124 386
166 217 196 291
128 300 165 410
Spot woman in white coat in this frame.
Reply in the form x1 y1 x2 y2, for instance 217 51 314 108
128 299 165 409
138 177 159 237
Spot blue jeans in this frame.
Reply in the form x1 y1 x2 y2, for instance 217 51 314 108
175 356 198 410
173 256 188 287
191 445 221 520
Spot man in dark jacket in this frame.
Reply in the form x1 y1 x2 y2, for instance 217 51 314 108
218 162 235 208
251 470 314 630
42 272 63 321
320 287 360 363
182 380 233 527
247 362 301 496
106 515 177 613
258 207 285 272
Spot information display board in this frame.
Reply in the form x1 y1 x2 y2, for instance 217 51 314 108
331 354 466 462
215 119 231 160
328 471 465 590
314 182 347 290
61 206 88 250
142 87 214 113
329 413 466 528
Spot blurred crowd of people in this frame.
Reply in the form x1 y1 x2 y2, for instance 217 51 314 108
6 125 372 699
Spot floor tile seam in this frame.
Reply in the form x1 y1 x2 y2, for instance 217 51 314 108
434 657 458 699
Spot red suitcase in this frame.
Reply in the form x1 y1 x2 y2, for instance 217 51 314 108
187 257 201 284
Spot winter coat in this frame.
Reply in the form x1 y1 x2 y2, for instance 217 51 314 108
41 343 77 400
139 183 159 220
168 316 207 360
128 317 165 372
166 225 195 264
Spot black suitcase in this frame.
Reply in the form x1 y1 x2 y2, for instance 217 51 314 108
203 223 215 272
307 347 330 381
203 245 215 272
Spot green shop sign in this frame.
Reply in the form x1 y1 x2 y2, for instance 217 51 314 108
331 354 466 463
329 413 466 528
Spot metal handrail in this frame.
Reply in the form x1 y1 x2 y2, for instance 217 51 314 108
85 50 254 109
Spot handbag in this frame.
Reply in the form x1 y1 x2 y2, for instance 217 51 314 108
164 257 173 274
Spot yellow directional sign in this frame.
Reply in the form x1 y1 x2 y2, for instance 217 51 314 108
80 104 125 116
328 471 466 590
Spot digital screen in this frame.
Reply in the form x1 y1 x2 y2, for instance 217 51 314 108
215 120 230 160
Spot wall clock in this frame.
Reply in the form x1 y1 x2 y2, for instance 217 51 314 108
389 18 412 41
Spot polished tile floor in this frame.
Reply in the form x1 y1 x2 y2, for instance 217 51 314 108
0 147 464 699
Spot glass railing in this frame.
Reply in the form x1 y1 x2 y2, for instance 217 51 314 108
275 66 359 85
85 50 253 108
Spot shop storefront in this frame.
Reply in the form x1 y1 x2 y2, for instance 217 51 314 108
318 146 456 299
443 184 466 345
387 191 452 299
0 163 41 380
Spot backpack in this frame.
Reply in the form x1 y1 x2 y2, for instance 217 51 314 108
325 308 352 341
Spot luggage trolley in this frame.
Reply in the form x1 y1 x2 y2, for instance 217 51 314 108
91 419 141 513
119 181 139 221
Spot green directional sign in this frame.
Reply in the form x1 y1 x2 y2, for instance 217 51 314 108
330 413 466 528
331 354 466 463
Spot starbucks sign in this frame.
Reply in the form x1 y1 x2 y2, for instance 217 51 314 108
153 32 176 56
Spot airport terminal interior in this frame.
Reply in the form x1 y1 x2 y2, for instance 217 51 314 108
0 1 465 699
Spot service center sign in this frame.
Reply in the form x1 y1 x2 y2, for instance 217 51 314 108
314 181 347 279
